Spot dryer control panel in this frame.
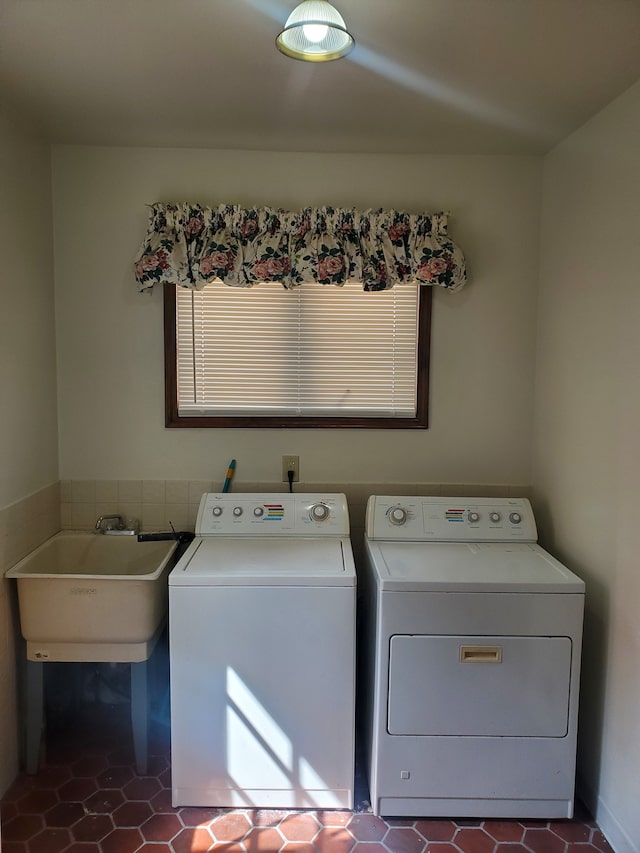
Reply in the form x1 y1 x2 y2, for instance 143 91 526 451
366 496 537 542
196 493 350 536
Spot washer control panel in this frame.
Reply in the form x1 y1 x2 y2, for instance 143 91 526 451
196 493 349 536
367 496 537 542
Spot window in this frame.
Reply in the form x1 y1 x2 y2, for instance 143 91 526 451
164 281 431 428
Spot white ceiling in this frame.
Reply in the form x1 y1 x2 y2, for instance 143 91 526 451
1 0 639 155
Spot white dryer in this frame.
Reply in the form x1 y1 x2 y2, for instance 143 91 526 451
169 493 356 809
361 495 584 820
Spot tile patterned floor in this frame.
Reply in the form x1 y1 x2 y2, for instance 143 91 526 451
0 658 614 853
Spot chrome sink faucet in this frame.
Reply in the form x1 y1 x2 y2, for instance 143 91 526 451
95 514 125 533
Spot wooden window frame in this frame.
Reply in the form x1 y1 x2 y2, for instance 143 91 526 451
163 283 431 429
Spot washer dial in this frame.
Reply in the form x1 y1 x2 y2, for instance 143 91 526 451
509 512 522 525
467 511 480 524
388 507 408 526
310 503 330 522
254 506 264 517
490 512 501 523
212 506 223 517
233 507 243 517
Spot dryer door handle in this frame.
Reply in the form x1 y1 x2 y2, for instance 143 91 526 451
459 645 503 663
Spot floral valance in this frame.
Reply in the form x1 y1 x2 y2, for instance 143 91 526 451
134 203 466 293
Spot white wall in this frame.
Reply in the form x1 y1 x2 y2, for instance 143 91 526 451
52 148 541 486
533 80 640 853
0 109 58 793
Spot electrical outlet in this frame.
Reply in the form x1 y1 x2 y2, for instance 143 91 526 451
282 455 300 482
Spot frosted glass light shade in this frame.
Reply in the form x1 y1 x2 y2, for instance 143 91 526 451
276 0 355 62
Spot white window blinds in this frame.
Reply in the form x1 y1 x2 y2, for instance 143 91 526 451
176 281 419 418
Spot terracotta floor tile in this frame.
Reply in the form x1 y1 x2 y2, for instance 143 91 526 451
141 812 183 842
591 830 615 852
122 776 162 800
96 765 135 789
70 814 114 842
15 791 58 815
172 826 214 853
482 821 524 843
101 827 144 853
313 826 356 851
243 826 286 850
382 827 426 853
56 778 97 802
2 843 29 853
62 844 101 853
349 814 389 842
316 809 352 827
492 846 529 853
3 814 45 842
352 844 388 852
43 801 85 827
112 800 154 827
279 812 321 841
28 827 72 853
550 820 592 843
454 827 496 853
179 806 223 826
415 821 457 842
281 843 317 853
424 844 459 853
210 811 251 841
83 789 125 814
149 787 174 813
250 809 288 828
137 845 173 852
28 768 71 790
522 828 567 853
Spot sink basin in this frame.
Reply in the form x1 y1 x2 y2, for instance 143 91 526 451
6 532 179 662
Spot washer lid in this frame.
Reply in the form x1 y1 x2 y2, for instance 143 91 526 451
367 541 584 592
169 537 355 586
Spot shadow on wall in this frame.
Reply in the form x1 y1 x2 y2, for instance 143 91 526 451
531 490 609 811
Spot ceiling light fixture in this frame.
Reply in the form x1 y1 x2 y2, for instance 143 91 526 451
276 0 355 62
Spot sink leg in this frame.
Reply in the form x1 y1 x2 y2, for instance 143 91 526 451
131 661 148 775
26 660 44 774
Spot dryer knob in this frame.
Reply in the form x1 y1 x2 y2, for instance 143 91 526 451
490 512 501 523
467 511 480 524
233 506 243 517
254 507 264 517
310 503 330 522
388 507 408 526
212 506 223 517
509 512 522 524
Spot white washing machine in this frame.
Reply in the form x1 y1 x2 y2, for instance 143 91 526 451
169 492 356 809
361 495 585 819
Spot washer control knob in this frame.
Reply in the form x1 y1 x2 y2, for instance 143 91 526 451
509 512 522 525
233 506 243 517
490 512 501 523
388 507 408 526
212 506 223 517
467 511 480 524
254 507 264 517
310 503 330 522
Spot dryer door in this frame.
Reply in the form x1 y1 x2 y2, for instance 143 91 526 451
387 634 572 737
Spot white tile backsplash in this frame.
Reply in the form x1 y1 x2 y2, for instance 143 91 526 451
57 479 531 532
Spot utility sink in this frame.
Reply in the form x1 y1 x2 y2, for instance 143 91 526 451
6 531 178 662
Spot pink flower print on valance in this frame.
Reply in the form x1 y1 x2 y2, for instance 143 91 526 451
134 204 467 293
